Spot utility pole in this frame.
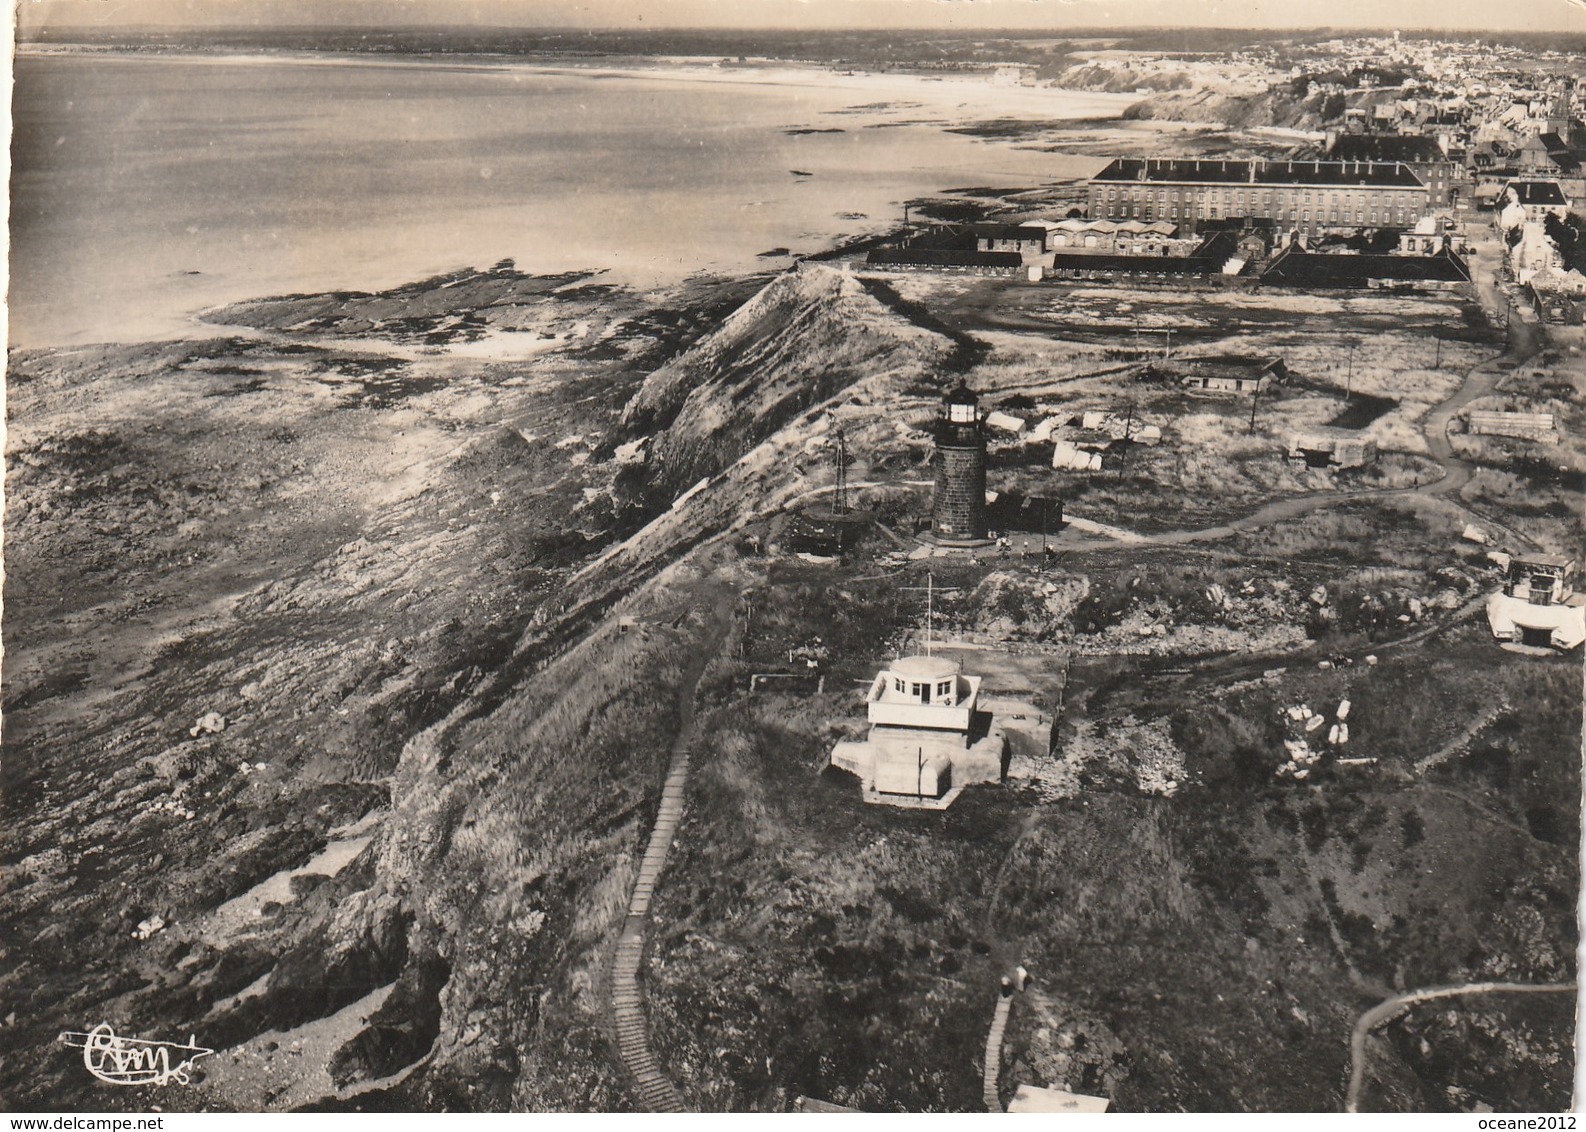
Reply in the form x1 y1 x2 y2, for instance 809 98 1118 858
1345 340 1357 401
1248 382 1261 433
899 573 963 657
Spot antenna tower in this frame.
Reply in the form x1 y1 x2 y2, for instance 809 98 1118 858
832 423 849 514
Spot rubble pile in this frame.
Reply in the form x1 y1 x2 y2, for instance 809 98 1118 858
1060 715 1186 797
1276 698 1353 781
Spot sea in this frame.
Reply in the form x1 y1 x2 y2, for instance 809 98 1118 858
9 52 1132 348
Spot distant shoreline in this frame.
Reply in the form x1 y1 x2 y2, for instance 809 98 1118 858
12 48 1118 349
15 44 1140 119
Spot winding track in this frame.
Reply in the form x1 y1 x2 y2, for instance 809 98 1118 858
1344 982 1577 1112
846 252 1544 559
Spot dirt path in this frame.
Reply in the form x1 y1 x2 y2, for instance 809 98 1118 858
1133 309 1538 550
608 597 733 1113
956 260 1544 555
1344 981 1576 1112
1413 704 1509 776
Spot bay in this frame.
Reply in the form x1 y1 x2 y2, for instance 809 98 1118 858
8 52 1130 347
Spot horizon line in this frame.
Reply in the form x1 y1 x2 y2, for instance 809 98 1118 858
18 22 1580 35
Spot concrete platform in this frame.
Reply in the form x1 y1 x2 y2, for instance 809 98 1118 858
861 784 966 810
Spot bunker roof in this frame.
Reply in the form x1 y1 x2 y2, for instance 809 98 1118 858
890 655 961 681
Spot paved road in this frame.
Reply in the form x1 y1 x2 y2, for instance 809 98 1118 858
1344 981 1576 1112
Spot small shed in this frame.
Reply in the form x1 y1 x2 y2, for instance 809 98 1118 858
1172 356 1288 394
1286 430 1378 468
1468 410 1558 441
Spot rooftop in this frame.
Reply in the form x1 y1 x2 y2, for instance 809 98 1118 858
1508 180 1568 205
1091 157 1425 189
1263 247 1471 287
891 655 960 681
867 248 1023 269
1326 133 1449 164
1055 218 1178 235
967 222 1051 241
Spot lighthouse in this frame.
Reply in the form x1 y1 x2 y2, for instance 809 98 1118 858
931 383 990 546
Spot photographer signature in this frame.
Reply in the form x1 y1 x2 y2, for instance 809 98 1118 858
60 1023 214 1087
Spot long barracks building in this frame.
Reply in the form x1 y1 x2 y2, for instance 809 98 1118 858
1087 158 1428 237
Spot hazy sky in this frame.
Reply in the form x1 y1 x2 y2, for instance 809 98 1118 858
15 0 1586 32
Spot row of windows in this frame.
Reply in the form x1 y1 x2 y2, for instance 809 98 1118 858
891 677 954 697
1099 201 1410 226
1101 185 1416 208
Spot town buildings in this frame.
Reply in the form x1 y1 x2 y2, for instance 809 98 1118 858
1084 157 1433 236
1319 124 1460 207
1505 180 1570 224
970 222 1053 257
1087 158 1429 237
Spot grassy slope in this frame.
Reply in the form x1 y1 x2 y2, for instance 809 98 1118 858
5 253 1577 1115
645 581 1577 1111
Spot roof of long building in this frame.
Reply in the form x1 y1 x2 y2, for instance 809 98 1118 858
967 223 1050 241
1262 246 1472 286
1325 133 1451 164
1048 253 1217 275
1091 157 1426 188
1508 179 1569 205
866 247 1024 268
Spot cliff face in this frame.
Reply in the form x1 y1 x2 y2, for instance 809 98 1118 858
1119 85 1406 134
1055 61 1195 95
622 264 953 496
1120 87 1319 130
1 259 962 1113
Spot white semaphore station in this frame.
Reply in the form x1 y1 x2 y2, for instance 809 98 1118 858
829 652 1006 808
